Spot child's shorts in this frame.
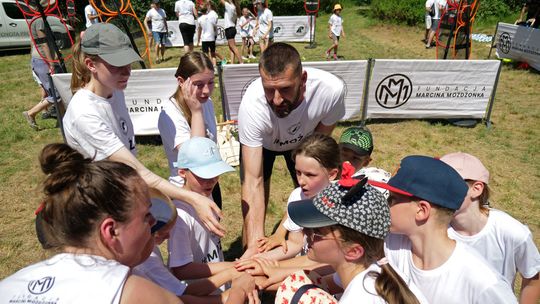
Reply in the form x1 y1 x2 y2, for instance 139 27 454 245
202 41 216 53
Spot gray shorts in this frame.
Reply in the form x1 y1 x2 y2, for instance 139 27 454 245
431 18 440 31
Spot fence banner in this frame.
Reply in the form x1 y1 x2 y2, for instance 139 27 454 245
220 60 368 121
366 59 500 119
495 22 540 71
52 68 177 135
166 15 311 47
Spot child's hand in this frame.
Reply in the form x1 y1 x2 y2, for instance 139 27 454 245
182 77 202 113
257 233 287 253
234 258 265 275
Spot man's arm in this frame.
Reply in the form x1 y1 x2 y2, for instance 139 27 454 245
240 144 265 258
314 122 336 135
520 273 540 304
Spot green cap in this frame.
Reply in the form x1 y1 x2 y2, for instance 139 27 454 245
81 23 142 67
339 126 373 156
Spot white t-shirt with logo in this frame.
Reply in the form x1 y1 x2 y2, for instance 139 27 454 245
328 14 343 37
239 16 255 37
146 7 167 32
175 0 195 25
64 88 136 161
198 10 218 42
168 199 225 291
0 253 129 303
448 209 540 286
224 2 237 29
133 246 188 296
384 233 517 304
84 5 98 28
238 67 346 152
158 98 217 186
257 8 273 38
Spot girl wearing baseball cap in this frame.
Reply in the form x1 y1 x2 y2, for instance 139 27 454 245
63 23 225 240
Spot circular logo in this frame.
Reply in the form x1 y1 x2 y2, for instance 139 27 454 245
288 122 301 135
375 74 413 109
272 23 284 37
293 22 308 37
498 32 511 54
120 118 129 135
217 26 226 42
28 276 55 295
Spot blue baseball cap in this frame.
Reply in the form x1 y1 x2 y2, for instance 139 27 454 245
370 155 468 210
174 137 234 179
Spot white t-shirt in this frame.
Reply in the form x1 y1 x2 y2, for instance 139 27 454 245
425 0 447 19
168 199 224 267
175 0 195 25
448 209 540 285
198 11 218 42
146 7 167 32
85 5 98 28
0 253 129 303
384 234 517 304
283 187 307 232
257 8 273 38
239 16 255 37
338 263 429 304
328 14 343 37
158 98 217 186
63 89 136 161
133 246 188 296
354 167 392 199
224 2 237 29
238 67 346 152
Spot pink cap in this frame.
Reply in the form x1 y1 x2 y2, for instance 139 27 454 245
440 152 489 184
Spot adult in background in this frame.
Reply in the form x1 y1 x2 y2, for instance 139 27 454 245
425 0 446 49
84 1 99 28
238 42 346 258
253 0 273 52
423 0 433 44
144 0 168 64
220 0 243 64
175 0 198 53
516 0 540 28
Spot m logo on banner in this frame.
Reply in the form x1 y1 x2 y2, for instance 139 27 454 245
375 74 412 109
499 32 511 54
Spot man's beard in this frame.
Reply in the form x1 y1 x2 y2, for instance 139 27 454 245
268 85 302 118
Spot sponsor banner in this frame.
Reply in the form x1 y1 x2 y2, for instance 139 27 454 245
367 59 500 119
166 15 311 47
495 22 540 71
220 61 368 121
53 68 178 135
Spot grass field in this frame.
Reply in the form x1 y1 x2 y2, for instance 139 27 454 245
0 2 538 292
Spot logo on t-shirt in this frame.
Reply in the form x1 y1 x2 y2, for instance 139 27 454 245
28 276 55 294
120 118 129 135
287 123 301 135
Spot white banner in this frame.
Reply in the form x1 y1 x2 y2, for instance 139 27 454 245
166 15 311 47
366 60 500 119
495 22 540 71
220 60 368 121
53 68 178 135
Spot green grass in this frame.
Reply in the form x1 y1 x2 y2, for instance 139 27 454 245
0 2 538 291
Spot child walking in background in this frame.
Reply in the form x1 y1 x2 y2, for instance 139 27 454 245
326 4 345 60
256 133 341 260
197 1 219 67
441 152 540 303
239 7 256 59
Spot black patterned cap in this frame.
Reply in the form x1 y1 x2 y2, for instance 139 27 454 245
288 176 391 239
339 126 373 156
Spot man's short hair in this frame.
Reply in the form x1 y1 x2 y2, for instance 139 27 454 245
259 42 302 77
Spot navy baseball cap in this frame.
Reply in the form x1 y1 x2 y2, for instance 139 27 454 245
370 155 468 210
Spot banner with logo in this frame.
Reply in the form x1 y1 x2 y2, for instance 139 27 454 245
366 59 501 119
220 60 368 121
52 68 178 135
166 15 311 47
495 22 540 71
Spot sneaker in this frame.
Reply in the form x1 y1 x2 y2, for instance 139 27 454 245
425 44 432 49
325 51 331 59
242 56 248 60
23 111 38 130
156 58 161 64
41 105 57 120
248 54 256 59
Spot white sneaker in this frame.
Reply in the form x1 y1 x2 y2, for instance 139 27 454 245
242 56 248 60
249 54 256 59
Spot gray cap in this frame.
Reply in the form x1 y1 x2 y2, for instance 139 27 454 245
82 23 142 67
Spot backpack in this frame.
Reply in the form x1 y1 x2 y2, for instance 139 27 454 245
429 2 436 17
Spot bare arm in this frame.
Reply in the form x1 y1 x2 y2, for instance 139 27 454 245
121 275 182 304
314 122 336 135
108 147 225 237
520 273 540 304
171 261 236 281
183 266 243 296
240 145 265 258
263 20 272 38
144 16 152 34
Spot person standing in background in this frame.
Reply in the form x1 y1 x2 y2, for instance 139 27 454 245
253 0 273 53
175 0 198 53
220 0 243 64
145 0 168 64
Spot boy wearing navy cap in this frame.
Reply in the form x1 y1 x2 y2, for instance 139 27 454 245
372 155 517 304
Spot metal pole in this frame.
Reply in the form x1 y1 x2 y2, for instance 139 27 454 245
487 22 499 59
360 58 373 125
217 63 229 121
35 1 67 73
484 60 502 128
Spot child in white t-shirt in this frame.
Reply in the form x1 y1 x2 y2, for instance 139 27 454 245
441 152 540 303
256 133 341 260
326 4 345 60
168 137 238 294
373 155 518 303
239 7 256 59
197 2 219 67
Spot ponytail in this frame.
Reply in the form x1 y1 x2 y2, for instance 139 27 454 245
370 264 421 304
70 38 98 93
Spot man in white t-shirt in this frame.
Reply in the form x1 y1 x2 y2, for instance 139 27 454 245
144 0 168 64
253 0 273 52
425 0 447 49
84 3 99 28
238 42 346 258
371 156 517 304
